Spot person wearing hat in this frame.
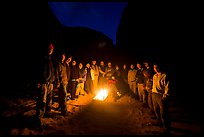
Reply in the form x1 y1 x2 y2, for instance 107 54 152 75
35 43 56 126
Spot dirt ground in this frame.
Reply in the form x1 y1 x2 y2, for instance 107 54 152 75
0 91 202 135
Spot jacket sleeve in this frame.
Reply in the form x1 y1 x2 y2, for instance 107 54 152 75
90 68 95 80
44 61 51 82
163 74 169 95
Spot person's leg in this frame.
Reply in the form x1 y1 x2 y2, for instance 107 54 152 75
45 83 53 113
80 83 85 95
148 92 154 113
75 83 80 97
61 84 68 115
70 81 76 99
160 97 171 130
152 93 160 120
35 86 45 126
138 84 143 102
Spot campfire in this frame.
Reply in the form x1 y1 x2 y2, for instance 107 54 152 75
93 89 108 101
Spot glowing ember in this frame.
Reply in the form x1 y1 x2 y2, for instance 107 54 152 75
93 89 108 101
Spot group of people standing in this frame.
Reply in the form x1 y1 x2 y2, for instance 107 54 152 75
35 42 171 132
34 43 123 126
127 61 171 132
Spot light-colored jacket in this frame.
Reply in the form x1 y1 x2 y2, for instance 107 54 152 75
128 69 137 84
92 65 99 77
152 73 169 94
90 68 95 80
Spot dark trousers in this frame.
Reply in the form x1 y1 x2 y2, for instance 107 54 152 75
85 79 93 94
70 81 77 99
36 83 53 119
147 92 154 111
152 92 170 129
58 83 68 113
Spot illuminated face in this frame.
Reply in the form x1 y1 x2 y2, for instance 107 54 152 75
72 61 76 66
144 62 148 67
116 65 119 70
123 64 126 69
108 62 111 67
66 57 72 64
130 64 134 69
79 63 83 69
137 63 141 69
86 63 90 68
92 60 96 65
48 48 54 55
62 54 66 62
100 61 104 66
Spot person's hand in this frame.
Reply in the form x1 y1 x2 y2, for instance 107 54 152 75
56 82 60 88
163 93 168 98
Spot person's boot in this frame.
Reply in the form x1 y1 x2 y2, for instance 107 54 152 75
43 107 52 118
33 114 45 127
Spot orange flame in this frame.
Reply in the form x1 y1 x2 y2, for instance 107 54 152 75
93 89 108 101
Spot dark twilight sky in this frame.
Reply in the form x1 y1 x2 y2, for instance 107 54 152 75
48 2 128 45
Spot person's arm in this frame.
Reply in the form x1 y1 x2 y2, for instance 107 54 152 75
163 74 169 98
152 74 157 93
90 68 95 80
55 62 60 88
44 62 51 82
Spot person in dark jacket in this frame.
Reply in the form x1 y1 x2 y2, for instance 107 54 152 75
136 62 145 103
35 43 56 126
55 52 69 115
69 60 79 100
65 56 72 96
98 61 107 89
143 69 154 111
76 63 86 97
121 64 129 95
84 63 94 94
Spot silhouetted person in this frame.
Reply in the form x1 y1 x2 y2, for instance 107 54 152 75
65 56 72 97
121 64 129 94
143 69 154 113
69 60 79 100
105 62 114 81
55 52 69 115
35 43 56 126
76 63 86 96
136 62 145 103
107 75 121 101
84 63 94 94
143 61 153 79
113 64 123 94
98 61 107 89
